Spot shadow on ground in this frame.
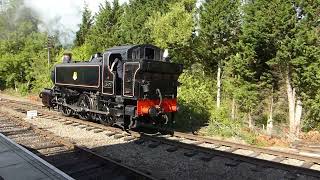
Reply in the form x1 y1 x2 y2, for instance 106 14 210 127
20 136 310 180
174 102 210 134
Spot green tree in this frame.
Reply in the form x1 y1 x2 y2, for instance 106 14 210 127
241 0 320 137
87 0 123 52
198 0 241 109
233 0 281 133
74 2 93 47
147 0 195 49
0 0 55 93
0 0 41 89
288 0 320 133
116 0 180 45
147 0 197 66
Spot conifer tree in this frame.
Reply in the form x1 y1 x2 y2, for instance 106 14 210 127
296 0 320 131
198 0 241 109
74 2 93 47
241 0 320 137
87 0 123 51
236 0 281 133
116 0 179 44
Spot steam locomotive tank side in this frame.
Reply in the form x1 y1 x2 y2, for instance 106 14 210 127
40 44 183 132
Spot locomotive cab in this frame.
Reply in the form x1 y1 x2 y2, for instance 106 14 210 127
110 45 182 130
102 44 168 97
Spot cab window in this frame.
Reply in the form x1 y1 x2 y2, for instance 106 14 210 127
145 48 155 60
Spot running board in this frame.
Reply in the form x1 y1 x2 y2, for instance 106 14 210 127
57 103 110 116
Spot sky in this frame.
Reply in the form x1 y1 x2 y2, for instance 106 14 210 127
23 0 129 45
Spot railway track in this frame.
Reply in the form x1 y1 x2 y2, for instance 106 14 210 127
1 97 320 179
294 143 320 155
0 110 153 180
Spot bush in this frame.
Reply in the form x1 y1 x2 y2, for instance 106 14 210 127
71 43 95 61
30 70 53 94
175 64 260 144
302 91 320 131
175 64 215 131
17 83 29 96
205 104 242 137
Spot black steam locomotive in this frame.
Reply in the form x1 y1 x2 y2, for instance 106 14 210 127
40 44 183 132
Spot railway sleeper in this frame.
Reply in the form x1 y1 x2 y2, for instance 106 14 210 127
199 154 215 162
225 147 239 153
190 141 204 145
63 121 74 125
70 163 127 180
166 146 179 152
62 162 105 175
134 139 145 145
272 156 286 163
105 132 117 136
301 161 315 169
24 141 59 150
184 150 198 157
85 127 96 131
248 152 261 158
52 156 94 168
6 132 35 139
9 135 43 142
114 134 125 139
249 164 263 172
71 123 81 127
225 159 243 167
93 129 104 133
148 141 161 148
33 146 69 156
78 125 88 129
0 124 20 128
34 143 65 151
0 128 31 135
123 136 135 141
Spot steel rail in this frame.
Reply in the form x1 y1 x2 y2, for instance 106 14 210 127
174 132 320 165
140 133 320 177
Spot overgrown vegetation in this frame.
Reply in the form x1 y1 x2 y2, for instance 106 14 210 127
1 0 320 144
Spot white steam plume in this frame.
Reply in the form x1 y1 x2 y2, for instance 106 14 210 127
24 0 128 46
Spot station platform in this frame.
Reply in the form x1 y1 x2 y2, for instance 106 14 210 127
0 133 73 180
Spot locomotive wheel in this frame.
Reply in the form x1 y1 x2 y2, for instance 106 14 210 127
61 106 72 117
159 113 174 135
77 94 91 121
99 115 114 126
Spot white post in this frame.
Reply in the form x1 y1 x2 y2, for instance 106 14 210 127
216 61 221 108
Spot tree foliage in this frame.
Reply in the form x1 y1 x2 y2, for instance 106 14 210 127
0 0 49 92
115 0 179 45
74 2 93 47
147 0 196 49
198 0 240 72
239 0 320 134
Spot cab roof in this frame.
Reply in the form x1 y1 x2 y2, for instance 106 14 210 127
106 44 162 61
